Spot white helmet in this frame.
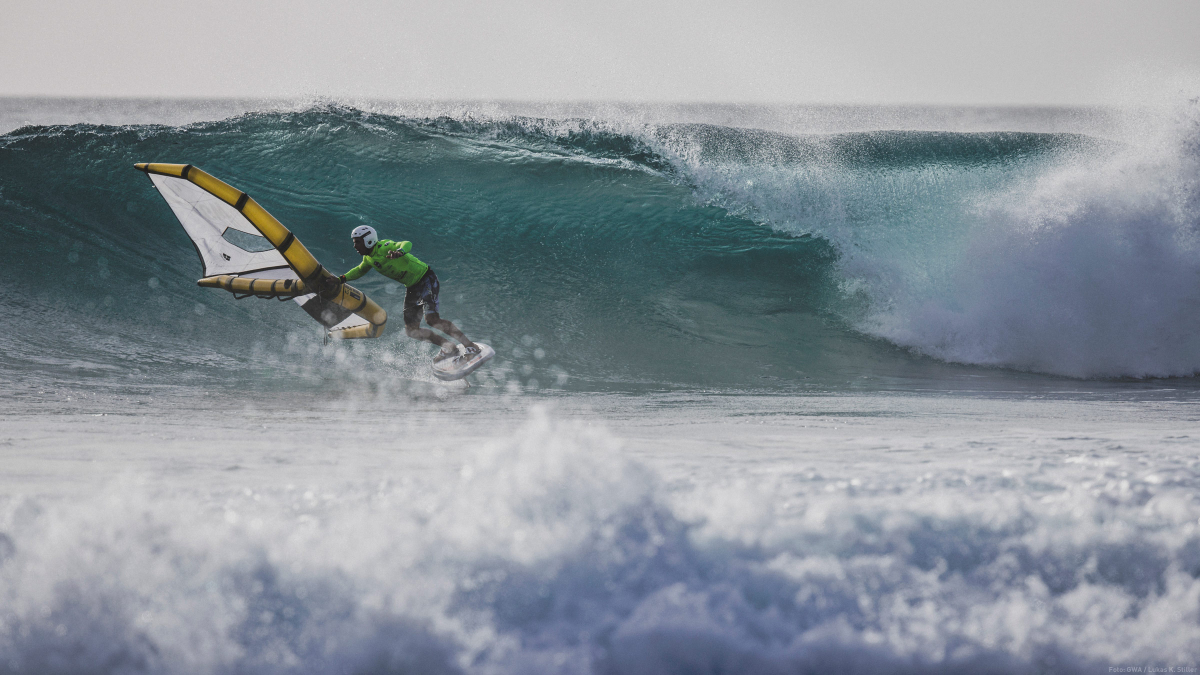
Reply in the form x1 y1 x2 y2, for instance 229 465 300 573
351 225 378 253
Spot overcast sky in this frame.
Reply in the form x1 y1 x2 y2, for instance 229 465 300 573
2 0 1198 105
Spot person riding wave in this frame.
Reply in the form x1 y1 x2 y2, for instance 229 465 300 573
330 225 479 363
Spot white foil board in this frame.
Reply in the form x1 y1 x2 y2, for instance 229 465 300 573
431 343 495 381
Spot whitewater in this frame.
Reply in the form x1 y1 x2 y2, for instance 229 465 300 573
2 97 1200 674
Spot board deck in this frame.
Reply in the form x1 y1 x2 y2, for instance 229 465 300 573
431 343 495 381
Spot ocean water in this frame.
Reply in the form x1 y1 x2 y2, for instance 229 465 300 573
2 97 1200 674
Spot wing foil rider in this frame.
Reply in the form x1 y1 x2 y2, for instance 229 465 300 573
329 225 480 363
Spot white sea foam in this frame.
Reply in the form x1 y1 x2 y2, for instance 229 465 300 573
1 408 1198 673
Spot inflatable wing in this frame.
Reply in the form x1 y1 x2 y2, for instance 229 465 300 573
136 163 385 339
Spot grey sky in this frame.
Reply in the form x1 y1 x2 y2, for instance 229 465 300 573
3 0 1198 104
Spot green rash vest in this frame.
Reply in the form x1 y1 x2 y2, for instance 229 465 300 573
342 239 430 287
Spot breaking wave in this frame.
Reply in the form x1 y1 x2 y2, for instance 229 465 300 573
2 101 1199 389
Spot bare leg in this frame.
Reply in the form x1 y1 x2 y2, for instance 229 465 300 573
425 311 477 350
405 323 452 348
404 306 451 348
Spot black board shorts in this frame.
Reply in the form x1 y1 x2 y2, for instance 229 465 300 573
403 268 440 324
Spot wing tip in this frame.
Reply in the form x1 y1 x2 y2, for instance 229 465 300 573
133 163 193 179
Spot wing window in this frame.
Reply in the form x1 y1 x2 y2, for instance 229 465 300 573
221 227 275 252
